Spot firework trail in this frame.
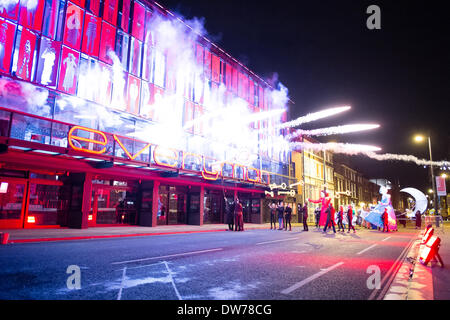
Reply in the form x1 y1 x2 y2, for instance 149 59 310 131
288 124 380 138
278 106 351 129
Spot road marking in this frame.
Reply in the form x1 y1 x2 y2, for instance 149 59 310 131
111 248 223 265
117 266 127 300
163 261 182 300
281 262 344 295
357 244 378 255
256 237 300 245
382 236 392 242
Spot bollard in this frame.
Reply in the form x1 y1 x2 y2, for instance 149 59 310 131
0 232 9 245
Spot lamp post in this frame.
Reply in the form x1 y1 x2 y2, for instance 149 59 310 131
414 135 438 215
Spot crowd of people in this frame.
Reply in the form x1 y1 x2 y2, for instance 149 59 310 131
225 197 402 234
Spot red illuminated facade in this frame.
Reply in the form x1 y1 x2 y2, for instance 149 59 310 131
0 0 293 229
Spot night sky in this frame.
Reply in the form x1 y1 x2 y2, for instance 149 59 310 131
159 0 450 192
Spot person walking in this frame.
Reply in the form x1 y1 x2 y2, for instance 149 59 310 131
382 208 389 233
314 206 321 229
323 203 336 233
337 205 345 232
269 202 277 230
347 204 356 233
225 196 235 231
277 201 285 230
284 203 292 231
415 210 422 229
302 203 309 231
234 198 244 231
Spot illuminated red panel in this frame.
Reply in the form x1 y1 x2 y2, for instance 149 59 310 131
57 46 80 95
132 1 145 41
242 73 248 101
225 63 232 90
126 74 141 115
15 27 37 81
121 0 131 32
81 13 101 57
248 79 254 106
88 0 100 16
196 44 203 66
99 21 116 64
258 86 264 109
70 0 86 8
211 54 220 83
41 0 60 39
204 48 211 80
0 19 16 74
35 37 61 87
231 67 237 94
19 0 45 31
63 2 84 50
0 0 20 21
103 0 118 26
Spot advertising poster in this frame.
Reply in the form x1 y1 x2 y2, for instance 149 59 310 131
81 13 101 57
127 74 141 115
0 0 20 21
132 1 145 41
35 36 61 87
19 0 45 31
103 0 118 26
99 20 116 64
120 0 130 32
63 2 83 50
42 0 61 40
57 45 79 95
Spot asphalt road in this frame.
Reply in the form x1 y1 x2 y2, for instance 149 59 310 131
0 225 418 300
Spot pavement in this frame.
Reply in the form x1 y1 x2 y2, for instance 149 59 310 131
383 221 450 300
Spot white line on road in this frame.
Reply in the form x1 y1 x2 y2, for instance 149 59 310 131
111 248 223 265
281 262 344 295
382 236 392 242
117 266 127 300
256 238 300 245
356 244 378 255
163 261 182 300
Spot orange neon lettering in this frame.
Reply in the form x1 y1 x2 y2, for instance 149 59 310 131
181 152 203 170
113 135 152 161
153 146 179 168
202 158 222 181
246 167 261 183
68 126 107 155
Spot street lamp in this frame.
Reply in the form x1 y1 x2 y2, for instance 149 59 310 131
414 134 438 215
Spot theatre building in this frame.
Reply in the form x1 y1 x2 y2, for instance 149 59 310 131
0 0 293 229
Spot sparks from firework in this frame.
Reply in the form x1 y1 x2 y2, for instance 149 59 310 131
278 106 351 129
288 124 381 138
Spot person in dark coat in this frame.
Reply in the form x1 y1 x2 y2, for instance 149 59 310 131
337 205 345 232
302 203 309 231
225 197 235 231
284 203 292 231
323 203 336 233
415 210 422 229
277 202 285 230
347 205 356 233
314 206 321 229
234 198 244 231
269 202 277 230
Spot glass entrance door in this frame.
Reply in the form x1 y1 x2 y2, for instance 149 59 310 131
157 185 187 225
90 185 137 225
0 179 26 229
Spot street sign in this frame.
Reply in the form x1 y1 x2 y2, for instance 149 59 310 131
436 176 447 196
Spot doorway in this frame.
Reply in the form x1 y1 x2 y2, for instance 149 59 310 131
157 185 187 225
